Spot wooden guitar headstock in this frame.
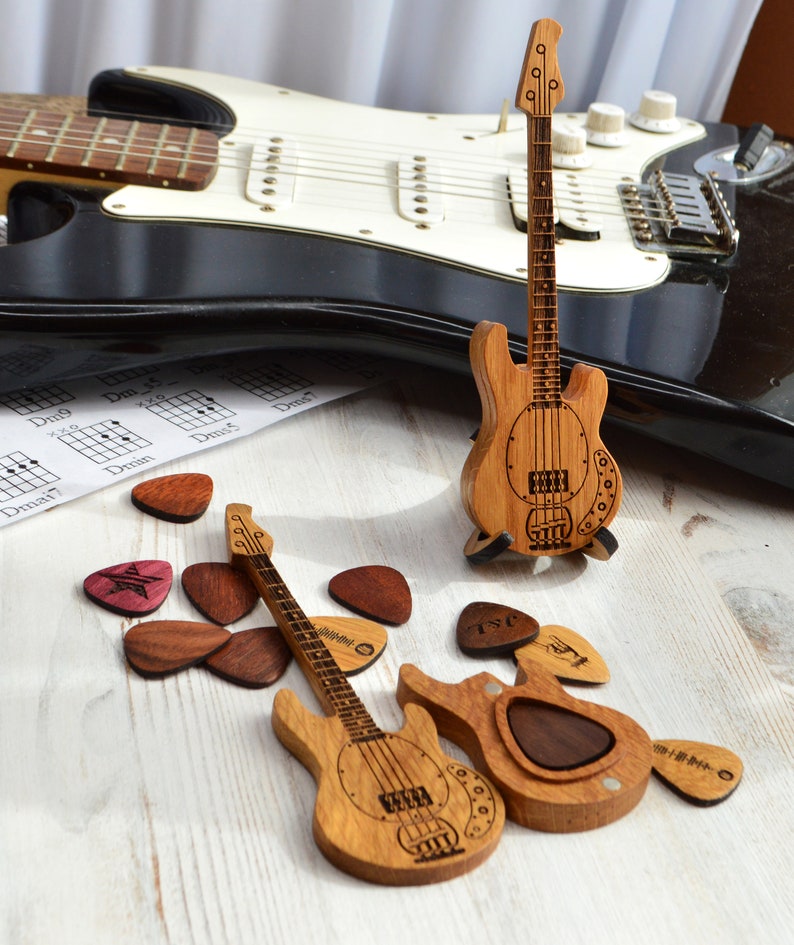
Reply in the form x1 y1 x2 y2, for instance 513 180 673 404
515 18 564 117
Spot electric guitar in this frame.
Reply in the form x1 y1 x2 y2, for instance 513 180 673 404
224 503 504 885
461 19 621 562
0 66 791 491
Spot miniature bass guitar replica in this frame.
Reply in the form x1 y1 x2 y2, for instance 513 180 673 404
224 503 505 885
396 652 653 832
461 19 621 563
0 65 792 491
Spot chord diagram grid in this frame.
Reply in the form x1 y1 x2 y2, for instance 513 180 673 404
97 365 161 387
225 363 313 402
0 451 59 502
0 385 75 416
58 420 152 464
145 390 235 430
0 345 55 379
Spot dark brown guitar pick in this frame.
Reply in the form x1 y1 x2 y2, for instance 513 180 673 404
131 473 213 523
328 565 412 625
456 601 540 656
651 739 743 806
124 619 231 677
83 559 173 617
181 562 259 624
204 626 292 688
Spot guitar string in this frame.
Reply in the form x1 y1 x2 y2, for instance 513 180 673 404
239 536 451 845
0 117 678 225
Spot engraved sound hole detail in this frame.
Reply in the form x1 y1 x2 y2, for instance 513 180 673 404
506 700 615 770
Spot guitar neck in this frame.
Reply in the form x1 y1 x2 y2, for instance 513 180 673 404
0 106 218 190
227 506 381 740
526 113 562 401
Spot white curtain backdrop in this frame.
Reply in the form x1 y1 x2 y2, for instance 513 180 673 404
1 0 761 121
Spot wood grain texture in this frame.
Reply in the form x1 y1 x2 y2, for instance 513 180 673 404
124 619 231 677
203 625 292 687
456 601 540 656
131 472 213 523
328 565 412 625
83 559 173 616
514 624 611 684
397 659 652 832
652 739 743 805
181 561 259 624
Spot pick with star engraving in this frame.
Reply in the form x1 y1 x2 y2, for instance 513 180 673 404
83 559 173 617
131 473 214 523
181 562 259 625
328 565 412 625
124 619 231 678
514 624 611 684
651 739 744 806
456 601 540 657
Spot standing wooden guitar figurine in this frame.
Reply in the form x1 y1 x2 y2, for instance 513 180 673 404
225 504 505 885
461 19 622 563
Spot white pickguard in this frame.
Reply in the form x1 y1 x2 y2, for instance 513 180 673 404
103 66 706 294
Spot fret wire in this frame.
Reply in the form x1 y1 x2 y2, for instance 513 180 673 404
115 120 140 171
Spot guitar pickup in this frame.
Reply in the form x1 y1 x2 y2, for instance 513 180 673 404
507 169 601 238
618 170 738 258
397 156 444 224
245 135 298 209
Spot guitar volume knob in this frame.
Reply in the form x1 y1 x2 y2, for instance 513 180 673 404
584 102 627 147
629 90 680 133
551 123 592 168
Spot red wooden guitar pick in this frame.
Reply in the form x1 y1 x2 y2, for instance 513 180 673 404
181 562 259 625
124 619 231 678
456 601 540 657
131 473 213 523
83 560 173 617
204 626 292 688
328 565 412 625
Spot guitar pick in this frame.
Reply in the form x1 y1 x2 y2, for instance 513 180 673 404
204 625 292 688
131 473 213 523
307 616 388 675
514 624 611 684
651 739 743 806
456 601 540 657
83 559 173 616
124 619 231 677
328 565 412 625
181 562 259 624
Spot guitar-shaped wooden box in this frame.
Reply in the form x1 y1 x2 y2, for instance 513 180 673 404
225 503 504 885
461 19 622 562
397 652 653 832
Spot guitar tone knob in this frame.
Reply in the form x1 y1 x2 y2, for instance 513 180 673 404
585 102 626 147
552 123 592 168
629 90 680 133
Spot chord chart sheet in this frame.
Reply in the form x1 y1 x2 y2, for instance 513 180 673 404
0 352 390 526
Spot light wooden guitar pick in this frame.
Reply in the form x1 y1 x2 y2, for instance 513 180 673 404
131 473 213 523
514 624 610 684
307 616 388 675
181 562 259 625
651 739 743 805
456 601 540 657
124 619 231 677
84 559 173 617
204 626 292 688
328 565 412 625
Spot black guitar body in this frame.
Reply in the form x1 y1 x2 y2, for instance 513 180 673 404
1 69 792 490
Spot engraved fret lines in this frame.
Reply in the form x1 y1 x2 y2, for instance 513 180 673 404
527 115 560 402
0 106 218 190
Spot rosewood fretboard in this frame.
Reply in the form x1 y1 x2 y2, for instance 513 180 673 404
0 106 218 190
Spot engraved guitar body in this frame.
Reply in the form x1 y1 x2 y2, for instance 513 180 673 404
225 503 504 885
462 320 621 556
397 658 653 832
272 690 502 884
461 20 622 560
